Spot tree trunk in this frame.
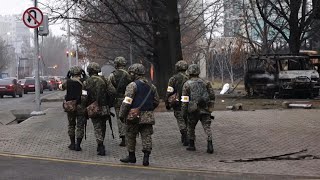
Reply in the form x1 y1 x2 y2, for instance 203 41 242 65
151 0 182 98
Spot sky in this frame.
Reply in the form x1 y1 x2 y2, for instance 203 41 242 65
0 0 64 36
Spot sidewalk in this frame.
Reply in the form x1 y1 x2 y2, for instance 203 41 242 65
41 91 65 102
0 107 319 178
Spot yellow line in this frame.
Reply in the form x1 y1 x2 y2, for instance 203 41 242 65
0 152 218 174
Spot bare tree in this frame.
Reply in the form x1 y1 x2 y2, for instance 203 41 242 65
0 38 11 72
40 35 68 76
256 0 320 53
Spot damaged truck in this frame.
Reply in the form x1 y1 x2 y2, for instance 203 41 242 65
244 54 320 98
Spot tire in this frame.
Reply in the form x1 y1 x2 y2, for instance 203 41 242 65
40 91 43 94
24 91 27 94
0 95 3 98
12 92 16 98
19 93 23 98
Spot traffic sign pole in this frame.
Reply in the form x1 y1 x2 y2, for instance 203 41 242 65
30 0 45 116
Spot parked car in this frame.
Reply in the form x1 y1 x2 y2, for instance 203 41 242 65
0 78 24 98
40 76 53 91
23 78 44 94
244 54 320 98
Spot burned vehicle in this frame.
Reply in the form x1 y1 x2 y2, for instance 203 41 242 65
244 55 320 98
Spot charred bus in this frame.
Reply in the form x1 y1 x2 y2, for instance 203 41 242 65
244 54 320 98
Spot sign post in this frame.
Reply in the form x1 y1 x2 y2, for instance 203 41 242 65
23 3 45 116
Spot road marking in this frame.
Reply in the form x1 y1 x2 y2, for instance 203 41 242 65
0 152 224 174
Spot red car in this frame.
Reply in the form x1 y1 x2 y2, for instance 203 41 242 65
0 78 24 98
22 78 44 94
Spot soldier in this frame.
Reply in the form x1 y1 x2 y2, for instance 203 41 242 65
108 56 132 147
181 64 215 154
61 66 87 151
119 63 159 166
165 60 189 146
84 62 116 156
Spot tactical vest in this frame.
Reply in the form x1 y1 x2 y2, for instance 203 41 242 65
187 78 210 109
113 69 131 97
131 80 154 111
65 79 83 104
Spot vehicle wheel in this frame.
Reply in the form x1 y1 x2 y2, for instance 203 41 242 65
19 93 23 98
49 87 52 91
40 91 43 94
0 95 3 98
24 91 27 94
12 92 16 98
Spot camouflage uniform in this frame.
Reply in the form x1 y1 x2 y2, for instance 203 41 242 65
62 66 87 151
181 64 215 154
165 60 189 145
108 57 132 146
119 63 159 166
84 62 116 156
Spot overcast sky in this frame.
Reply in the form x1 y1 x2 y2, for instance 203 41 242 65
0 0 64 36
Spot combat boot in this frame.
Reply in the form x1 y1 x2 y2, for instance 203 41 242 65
120 152 136 163
75 138 82 151
97 143 106 156
68 136 75 150
142 151 151 166
119 136 126 147
186 139 196 151
207 140 214 154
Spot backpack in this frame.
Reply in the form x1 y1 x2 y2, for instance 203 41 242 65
187 78 210 113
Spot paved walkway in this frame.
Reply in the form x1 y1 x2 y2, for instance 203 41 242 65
0 107 320 178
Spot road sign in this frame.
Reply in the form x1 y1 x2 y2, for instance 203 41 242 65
22 7 43 29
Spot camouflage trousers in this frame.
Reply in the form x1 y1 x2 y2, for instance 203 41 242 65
174 110 187 131
115 104 126 137
126 124 153 152
67 113 86 139
91 117 107 144
187 113 212 141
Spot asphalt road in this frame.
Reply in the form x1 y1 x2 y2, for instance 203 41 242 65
0 155 310 180
0 90 60 112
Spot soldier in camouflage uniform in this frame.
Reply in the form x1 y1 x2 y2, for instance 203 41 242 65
84 62 116 156
108 56 132 147
181 64 215 154
165 60 189 146
119 63 159 166
61 66 87 151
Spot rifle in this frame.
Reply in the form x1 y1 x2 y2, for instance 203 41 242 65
108 112 115 139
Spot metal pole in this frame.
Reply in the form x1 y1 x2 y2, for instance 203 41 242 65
67 0 71 69
34 0 41 112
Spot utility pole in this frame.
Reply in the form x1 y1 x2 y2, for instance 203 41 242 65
31 0 45 116
67 0 72 69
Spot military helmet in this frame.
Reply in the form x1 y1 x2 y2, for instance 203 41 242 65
187 64 200 76
175 60 188 71
70 66 82 75
87 62 101 73
128 63 145 75
114 56 127 67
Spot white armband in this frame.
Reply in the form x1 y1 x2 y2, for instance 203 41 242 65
82 90 87 96
181 96 189 102
123 97 133 104
167 86 174 93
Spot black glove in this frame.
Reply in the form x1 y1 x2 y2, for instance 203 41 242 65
166 104 171 110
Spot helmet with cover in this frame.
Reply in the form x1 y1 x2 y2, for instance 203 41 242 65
175 60 188 71
128 63 145 75
187 64 200 76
